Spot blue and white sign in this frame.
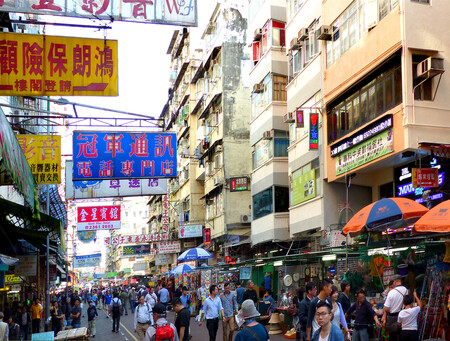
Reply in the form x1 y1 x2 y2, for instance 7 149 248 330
32 332 54 341
73 132 177 180
73 253 102 268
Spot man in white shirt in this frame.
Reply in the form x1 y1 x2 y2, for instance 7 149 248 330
145 287 158 308
199 285 225 341
0 312 9 341
383 275 408 341
134 295 153 341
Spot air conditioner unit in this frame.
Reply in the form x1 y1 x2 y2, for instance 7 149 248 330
262 130 274 139
317 25 333 40
290 38 302 50
216 145 223 152
240 215 251 223
214 176 222 186
416 57 445 79
284 112 295 123
254 28 263 40
253 83 264 93
297 28 309 41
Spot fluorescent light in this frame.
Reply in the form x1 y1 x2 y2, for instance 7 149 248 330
368 246 415 256
256 259 263 263
273 261 283 267
229 267 237 270
269 250 277 253
322 254 337 261
255 263 266 267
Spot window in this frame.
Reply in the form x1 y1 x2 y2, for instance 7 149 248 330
287 0 305 21
327 63 402 144
206 190 223 220
253 187 273 220
252 20 286 66
252 73 287 117
274 187 289 212
252 133 289 169
289 49 303 80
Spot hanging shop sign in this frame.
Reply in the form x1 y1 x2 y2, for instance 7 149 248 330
123 245 152 257
5 274 22 283
0 0 197 26
73 131 177 180
183 241 196 248
104 233 169 245
203 228 211 245
336 128 393 175
230 177 248 192
309 113 319 150
76 205 121 231
254 138 271 169
292 168 316 205
161 194 170 234
73 253 101 268
107 272 117 278
0 108 37 212
0 33 117 96
155 254 171 266
14 135 61 184
330 115 393 157
412 167 439 188
296 109 304 128
179 224 202 238
158 241 181 254
66 161 167 199
15 256 37 276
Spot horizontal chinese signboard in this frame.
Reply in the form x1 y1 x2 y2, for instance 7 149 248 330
104 233 169 245
5 274 22 283
336 128 393 175
292 169 316 206
15 256 37 276
412 168 439 188
73 253 101 268
230 177 248 192
17 135 61 184
179 224 202 238
65 160 167 199
155 254 171 265
73 131 177 180
0 33 117 97
0 0 197 26
122 244 152 256
77 205 121 231
157 241 180 254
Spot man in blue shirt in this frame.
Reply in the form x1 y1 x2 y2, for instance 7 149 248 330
179 287 191 309
263 289 276 314
104 290 112 318
158 283 170 316
199 285 224 341
235 281 245 308
220 283 238 341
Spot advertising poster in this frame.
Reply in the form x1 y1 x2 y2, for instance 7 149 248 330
292 169 316 205
179 225 202 238
158 241 181 254
73 254 101 268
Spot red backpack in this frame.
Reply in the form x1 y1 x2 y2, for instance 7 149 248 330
154 324 174 341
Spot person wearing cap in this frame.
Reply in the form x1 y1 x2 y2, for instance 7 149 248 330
144 303 179 341
383 274 408 341
199 285 224 341
234 299 270 341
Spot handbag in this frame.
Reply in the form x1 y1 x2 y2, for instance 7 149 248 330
287 303 298 317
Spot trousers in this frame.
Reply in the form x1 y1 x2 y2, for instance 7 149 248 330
88 320 96 337
136 323 150 341
222 316 234 341
206 318 219 341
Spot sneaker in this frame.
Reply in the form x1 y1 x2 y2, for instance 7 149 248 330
92 335 95 338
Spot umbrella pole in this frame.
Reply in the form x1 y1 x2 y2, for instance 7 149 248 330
386 231 391 267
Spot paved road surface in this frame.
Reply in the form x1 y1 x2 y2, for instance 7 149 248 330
73 303 289 341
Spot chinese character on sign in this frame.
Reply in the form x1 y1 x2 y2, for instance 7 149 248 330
121 160 134 176
155 134 174 157
40 136 58 161
31 0 62 11
73 44 91 76
76 133 98 158
95 45 114 77
77 161 92 177
81 0 110 15
100 207 108 220
79 209 88 221
22 42 44 76
123 0 153 19
129 134 149 157
0 40 18 75
149 179 158 187
109 180 120 189
104 237 110 245
128 179 140 188
104 134 124 157
100 160 114 177
161 160 174 175
47 43 67 77
109 207 119 219
141 160 154 176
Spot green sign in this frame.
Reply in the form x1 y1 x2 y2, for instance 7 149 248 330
123 268 131 274
336 128 393 175
107 272 117 278
292 169 316 205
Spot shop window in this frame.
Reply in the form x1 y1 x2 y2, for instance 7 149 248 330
274 187 289 212
379 182 394 199
253 187 273 220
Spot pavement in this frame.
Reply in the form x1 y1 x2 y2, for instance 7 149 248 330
73 303 289 341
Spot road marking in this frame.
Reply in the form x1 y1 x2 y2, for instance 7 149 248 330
120 322 138 341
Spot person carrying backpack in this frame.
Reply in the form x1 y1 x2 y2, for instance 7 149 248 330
144 303 179 341
234 299 270 341
110 293 122 333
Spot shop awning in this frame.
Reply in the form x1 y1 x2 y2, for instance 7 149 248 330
39 184 68 229
0 253 19 266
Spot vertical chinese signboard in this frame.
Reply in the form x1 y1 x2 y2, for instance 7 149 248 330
0 33 118 96
77 205 121 231
296 109 304 128
203 228 211 245
73 132 177 180
17 135 61 184
162 194 170 235
309 113 319 150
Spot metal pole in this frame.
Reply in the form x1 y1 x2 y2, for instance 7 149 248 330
45 98 51 330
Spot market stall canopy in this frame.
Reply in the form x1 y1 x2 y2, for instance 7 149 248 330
169 264 195 275
177 247 213 262
414 199 450 233
343 197 428 237
0 253 19 266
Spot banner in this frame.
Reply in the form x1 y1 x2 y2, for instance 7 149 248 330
66 161 167 199
15 256 37 276
77 205 121 231
155 254 171 265
104 233 169 245
0 0 197 26
73 253 101 268
292 169 316 205
162 194 170 234
73 132 177 180
122 244 152 256
158 241 181 254
179 224 202 238
0 33 117 96
336 128 394 175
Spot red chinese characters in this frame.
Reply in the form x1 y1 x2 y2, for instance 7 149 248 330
31 0 62 12
123 0 153 19
130 134 149 157
81 0 110 16
95 45 114 77
76 133 98 158
23 42 44 76
73 44 91 76
48 43 67 77
0 40 18 75
77 205 121 231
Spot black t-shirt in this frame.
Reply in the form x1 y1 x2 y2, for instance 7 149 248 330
243 289 258 304
175 307 190 341
71 306 82 325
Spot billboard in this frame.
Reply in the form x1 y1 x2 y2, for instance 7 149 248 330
122 244 152 256
158 241 180 254
292 169 316 206
179 224 202 238
16 135 61 184
65 161 168 199
15 256 37 276
77 205 121 231
0 0 197 26
73 132 177 180
104 233 169 245
73 253 101 268
0 33 117 97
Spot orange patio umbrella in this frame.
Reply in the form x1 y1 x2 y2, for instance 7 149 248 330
414 199 450 233
343 197 429 237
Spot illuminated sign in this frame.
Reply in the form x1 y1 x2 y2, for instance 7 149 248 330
412 168 439 188
309 113 319 150
0 0 198 26
73 254 101 268
0 33 117 97
76 205 121 231
122 245 151 256
203 228 211 245
330 115 393 157
230 177 248 192
73 131 177 180
296 110 304 128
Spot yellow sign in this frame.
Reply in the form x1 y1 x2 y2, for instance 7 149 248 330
5 274 22 283
17 135 61 184
0 33 118 96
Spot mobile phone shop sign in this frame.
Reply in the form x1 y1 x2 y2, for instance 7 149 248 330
73 132 177 180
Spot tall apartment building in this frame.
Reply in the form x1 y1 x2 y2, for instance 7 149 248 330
323 0 450 209
248 0 290 247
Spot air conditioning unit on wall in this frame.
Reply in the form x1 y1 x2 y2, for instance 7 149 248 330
240 215 251 223
416 57 444 79
317 25 333 40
